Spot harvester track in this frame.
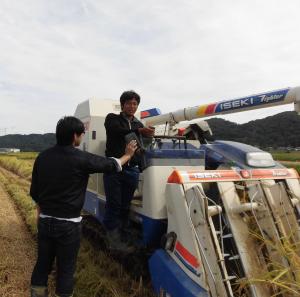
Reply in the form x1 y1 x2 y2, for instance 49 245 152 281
81 215 153 281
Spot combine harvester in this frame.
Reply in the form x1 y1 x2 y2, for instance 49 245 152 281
75 87 300 297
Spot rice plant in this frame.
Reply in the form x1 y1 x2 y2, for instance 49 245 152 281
236 228 300 296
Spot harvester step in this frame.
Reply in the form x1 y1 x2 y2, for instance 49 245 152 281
223 276 237 282
228 255 240 261
235 184 245 190
246 183 259 188
222 233 233 239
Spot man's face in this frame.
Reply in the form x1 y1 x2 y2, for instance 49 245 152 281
122 98 138 117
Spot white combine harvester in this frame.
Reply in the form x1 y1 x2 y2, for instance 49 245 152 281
75 86 300 297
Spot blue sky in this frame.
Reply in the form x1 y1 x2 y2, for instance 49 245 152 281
0 0 300 134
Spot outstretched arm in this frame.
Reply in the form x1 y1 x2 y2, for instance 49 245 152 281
84 140 137 174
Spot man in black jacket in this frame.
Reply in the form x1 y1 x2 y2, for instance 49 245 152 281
30 116 137 297
103 90 154 251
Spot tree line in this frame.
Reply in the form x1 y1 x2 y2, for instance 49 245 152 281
0 111 299 151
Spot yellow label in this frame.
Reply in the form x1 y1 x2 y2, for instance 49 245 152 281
197 105 208 116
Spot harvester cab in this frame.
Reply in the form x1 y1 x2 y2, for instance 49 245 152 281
75 87 300 297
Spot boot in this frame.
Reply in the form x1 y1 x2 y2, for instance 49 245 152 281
120 220 135 246
31 286 48 297
106 228 135 253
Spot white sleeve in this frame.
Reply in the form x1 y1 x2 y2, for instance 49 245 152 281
109 157 122 172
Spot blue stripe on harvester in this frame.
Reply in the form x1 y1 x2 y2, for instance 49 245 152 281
149 249 208 297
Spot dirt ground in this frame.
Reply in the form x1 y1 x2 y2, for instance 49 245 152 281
0 184 36 297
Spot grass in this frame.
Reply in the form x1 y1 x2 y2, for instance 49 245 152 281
280 162 300 174
0 172 37 297
0 154 35 180
268 151 300 174
0 153 155 297
4 152 38 160
238 232 300 296
271 151 300 162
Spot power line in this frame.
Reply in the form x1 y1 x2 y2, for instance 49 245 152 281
0 127 15 136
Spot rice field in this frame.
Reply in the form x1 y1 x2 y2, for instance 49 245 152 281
1 151 300 296
271 151 300 162
0 153 35 180
271 151 300 174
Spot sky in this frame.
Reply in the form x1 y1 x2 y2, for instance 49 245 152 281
0 0 300 135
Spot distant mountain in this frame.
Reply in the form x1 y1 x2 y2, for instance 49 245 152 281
0 111 299 151
207 111 300 148
0 133 56 152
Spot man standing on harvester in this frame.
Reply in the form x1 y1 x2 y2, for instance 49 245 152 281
103 90 154 252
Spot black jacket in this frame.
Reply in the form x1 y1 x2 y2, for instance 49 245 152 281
30 145 119 218
105 112 144 167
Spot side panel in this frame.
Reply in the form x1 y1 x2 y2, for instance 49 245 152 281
83 190 105 223
142 216 167 246
142 165 204 220
165 184 206 286
149 249 209 297
83 190 167 246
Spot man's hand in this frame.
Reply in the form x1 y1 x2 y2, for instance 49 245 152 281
119 140 138 166
125 140 138 157
138 127 155 137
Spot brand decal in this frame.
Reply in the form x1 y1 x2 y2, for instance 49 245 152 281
215 89 289 113
190 172 222 179
272 170 289 177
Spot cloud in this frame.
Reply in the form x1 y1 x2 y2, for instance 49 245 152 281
0 0 299 134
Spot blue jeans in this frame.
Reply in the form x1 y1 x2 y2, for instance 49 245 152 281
31 218 81 297
103 167 139 231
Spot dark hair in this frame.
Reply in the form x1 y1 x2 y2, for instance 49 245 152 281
56 116 85 146
120 90 140 107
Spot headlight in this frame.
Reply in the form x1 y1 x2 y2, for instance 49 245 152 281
246 152 275 167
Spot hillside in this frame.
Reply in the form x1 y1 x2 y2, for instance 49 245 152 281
0 111 299 151
208 111 300 148
0 133 55 152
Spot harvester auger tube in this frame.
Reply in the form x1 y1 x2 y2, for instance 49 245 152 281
144 86 300 127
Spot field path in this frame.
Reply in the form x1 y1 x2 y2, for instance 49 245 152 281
0 183 36 297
